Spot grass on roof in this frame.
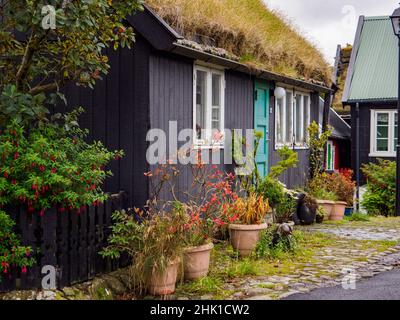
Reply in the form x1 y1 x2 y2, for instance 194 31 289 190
146 0 332 85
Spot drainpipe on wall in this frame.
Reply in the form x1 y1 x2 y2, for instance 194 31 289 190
356 102 360 212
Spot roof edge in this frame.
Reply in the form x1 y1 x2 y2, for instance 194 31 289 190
342 15 365 104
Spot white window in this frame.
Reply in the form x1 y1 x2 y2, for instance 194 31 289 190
326 140 335 171
275 88 311 149
370 110 398 157
193 65 225 147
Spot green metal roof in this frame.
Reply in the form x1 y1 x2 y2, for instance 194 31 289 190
344 16 398 103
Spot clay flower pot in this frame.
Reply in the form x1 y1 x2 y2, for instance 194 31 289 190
228 223 268 257
183 242 214 280
330 201 347 221
148 258 180 296
316 200 335 219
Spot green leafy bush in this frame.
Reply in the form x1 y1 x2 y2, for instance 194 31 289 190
256 226 300 259
0 109 123 212
307 121 332 179
274 195 297 224
0 211 35 279
345 212 370 222
361 160 396 216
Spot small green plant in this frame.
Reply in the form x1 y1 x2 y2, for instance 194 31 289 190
256 227 300 260
274 195 297 224
307 121 332 180
0 211 35 279
346 212 370 222
226 259 258 278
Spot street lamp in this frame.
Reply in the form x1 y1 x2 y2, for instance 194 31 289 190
390 5 400 216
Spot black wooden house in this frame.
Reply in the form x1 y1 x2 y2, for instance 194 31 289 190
64 6 332 208
343 16 398 184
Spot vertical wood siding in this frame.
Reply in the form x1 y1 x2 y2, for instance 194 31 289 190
62 35 151 208
351 103 396 184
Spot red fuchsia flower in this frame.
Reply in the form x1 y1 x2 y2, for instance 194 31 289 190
114 154 121 160
13 152 19 160
39 165 46 172
4 171 8 178
11 179 17 185
31 184 38 191
90 184 97 191
51 168 57 174
39 209 45 217
21 266 27 274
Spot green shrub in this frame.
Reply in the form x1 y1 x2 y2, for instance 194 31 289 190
361 160 396 216
274 195 297 224
256 176 285 209
256 226 300 259
0 211 35 279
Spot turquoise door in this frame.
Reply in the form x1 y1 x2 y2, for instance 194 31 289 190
254 80 270 178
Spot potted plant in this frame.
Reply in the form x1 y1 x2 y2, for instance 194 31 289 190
181 203 215 281
101 205 187 296
316 206 327 224
228 193 270 257
274 194 297 224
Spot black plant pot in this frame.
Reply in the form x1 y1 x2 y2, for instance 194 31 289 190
315 215 324 224
297 204 316 225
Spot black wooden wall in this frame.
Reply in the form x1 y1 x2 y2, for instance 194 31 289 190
350 103 397 184
61 35 151 208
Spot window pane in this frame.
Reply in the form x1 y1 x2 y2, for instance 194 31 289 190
303 96 310 142
377 139 389 151
212 74 221 106
212 107 220 130
196 70 207 140
295 95 303 143
377 113 389 126
285 92 293 144
377 126 388 138
276 98 284 144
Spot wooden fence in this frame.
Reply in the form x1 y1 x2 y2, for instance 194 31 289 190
0 192 129 292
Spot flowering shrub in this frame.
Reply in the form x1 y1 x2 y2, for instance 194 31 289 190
0 211 34 279
308 170 355 206
0 109 123 214
144 155 240 243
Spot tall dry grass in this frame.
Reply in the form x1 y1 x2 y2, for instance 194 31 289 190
147 0 331 85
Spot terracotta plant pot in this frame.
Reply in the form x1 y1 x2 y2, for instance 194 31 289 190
148 258 180 296
316 200 335 218
183 242 214 280
228 223 268 257
330 201 347 221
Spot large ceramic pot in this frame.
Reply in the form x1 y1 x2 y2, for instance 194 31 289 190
228 224 268 257
183 242 214 280
148 258 180 296
330 201 347 221
316 200 335 218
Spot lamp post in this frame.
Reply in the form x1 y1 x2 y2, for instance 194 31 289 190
390 5 400 216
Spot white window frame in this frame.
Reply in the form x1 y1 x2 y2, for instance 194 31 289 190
275 86 311 150
193 65 225 149
326 140 335 171
370 109 397 158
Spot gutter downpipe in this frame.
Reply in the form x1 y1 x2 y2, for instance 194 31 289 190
356 102 360 212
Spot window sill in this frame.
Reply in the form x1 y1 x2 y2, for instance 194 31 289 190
275 144 310 151
194 145 224 150
369 152 396 158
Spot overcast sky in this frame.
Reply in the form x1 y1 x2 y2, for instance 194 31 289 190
264 0 398 65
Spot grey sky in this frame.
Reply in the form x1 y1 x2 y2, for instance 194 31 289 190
264 0 398 64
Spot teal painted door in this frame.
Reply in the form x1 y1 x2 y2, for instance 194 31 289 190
254 80 270 178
